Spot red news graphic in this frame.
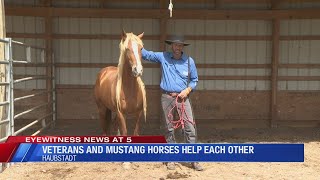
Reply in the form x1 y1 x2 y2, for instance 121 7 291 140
4 136 167 143
0 143 18 162
0 135 167 162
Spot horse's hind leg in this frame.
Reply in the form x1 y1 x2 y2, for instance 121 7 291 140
133 110 143 136
99 107 112 136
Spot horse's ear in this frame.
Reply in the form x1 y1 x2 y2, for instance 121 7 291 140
121 29 127 40
138 32 144 39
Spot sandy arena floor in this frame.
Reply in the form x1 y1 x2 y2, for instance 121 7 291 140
1 120 319 180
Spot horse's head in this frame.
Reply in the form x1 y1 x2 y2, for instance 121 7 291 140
121 30 144 77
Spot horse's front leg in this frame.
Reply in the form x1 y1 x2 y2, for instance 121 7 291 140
133 110 143 136
111 114 120 135
116 111 127 135
97 106 112 136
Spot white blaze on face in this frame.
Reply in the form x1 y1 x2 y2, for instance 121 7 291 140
132 41 143 74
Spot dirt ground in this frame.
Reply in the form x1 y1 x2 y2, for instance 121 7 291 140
1 119 320 180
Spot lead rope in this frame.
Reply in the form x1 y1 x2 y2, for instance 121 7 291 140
168 96 195 130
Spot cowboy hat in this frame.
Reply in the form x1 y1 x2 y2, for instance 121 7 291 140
165 35 190 46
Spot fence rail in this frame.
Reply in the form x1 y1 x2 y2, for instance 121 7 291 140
14 90 52 102
0 38 56 172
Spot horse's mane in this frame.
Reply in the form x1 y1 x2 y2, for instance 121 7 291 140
116 33 147 120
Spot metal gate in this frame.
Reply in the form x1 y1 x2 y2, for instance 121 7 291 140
0 38 56 171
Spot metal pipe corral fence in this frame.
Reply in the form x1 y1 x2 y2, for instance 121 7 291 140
0 38 56 172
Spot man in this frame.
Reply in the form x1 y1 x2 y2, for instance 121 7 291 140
141 35 203 171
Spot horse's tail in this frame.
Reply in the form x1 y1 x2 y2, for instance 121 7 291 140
137 77 147 122
94 70 103 102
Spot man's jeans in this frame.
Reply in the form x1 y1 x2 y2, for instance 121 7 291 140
161 93 197 143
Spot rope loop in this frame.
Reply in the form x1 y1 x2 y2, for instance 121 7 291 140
167 96 195 129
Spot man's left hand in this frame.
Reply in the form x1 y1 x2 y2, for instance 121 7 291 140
178 87 192 99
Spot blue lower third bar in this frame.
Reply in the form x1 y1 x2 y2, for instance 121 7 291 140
11 143 304 162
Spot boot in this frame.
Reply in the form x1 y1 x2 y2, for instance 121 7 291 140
166 162 176 170
191 162 204 171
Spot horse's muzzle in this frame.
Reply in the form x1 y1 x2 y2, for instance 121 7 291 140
133 72 142 77
132 67 143 77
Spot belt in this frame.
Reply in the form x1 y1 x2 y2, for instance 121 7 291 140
162 90 179 97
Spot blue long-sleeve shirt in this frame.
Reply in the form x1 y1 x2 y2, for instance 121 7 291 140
141 48 198 93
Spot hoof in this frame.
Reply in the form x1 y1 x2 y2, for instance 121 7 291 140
122 162 131 169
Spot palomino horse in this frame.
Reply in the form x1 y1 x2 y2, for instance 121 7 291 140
94 30 146 136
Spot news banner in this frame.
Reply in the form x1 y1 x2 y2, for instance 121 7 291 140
0 136 304 162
